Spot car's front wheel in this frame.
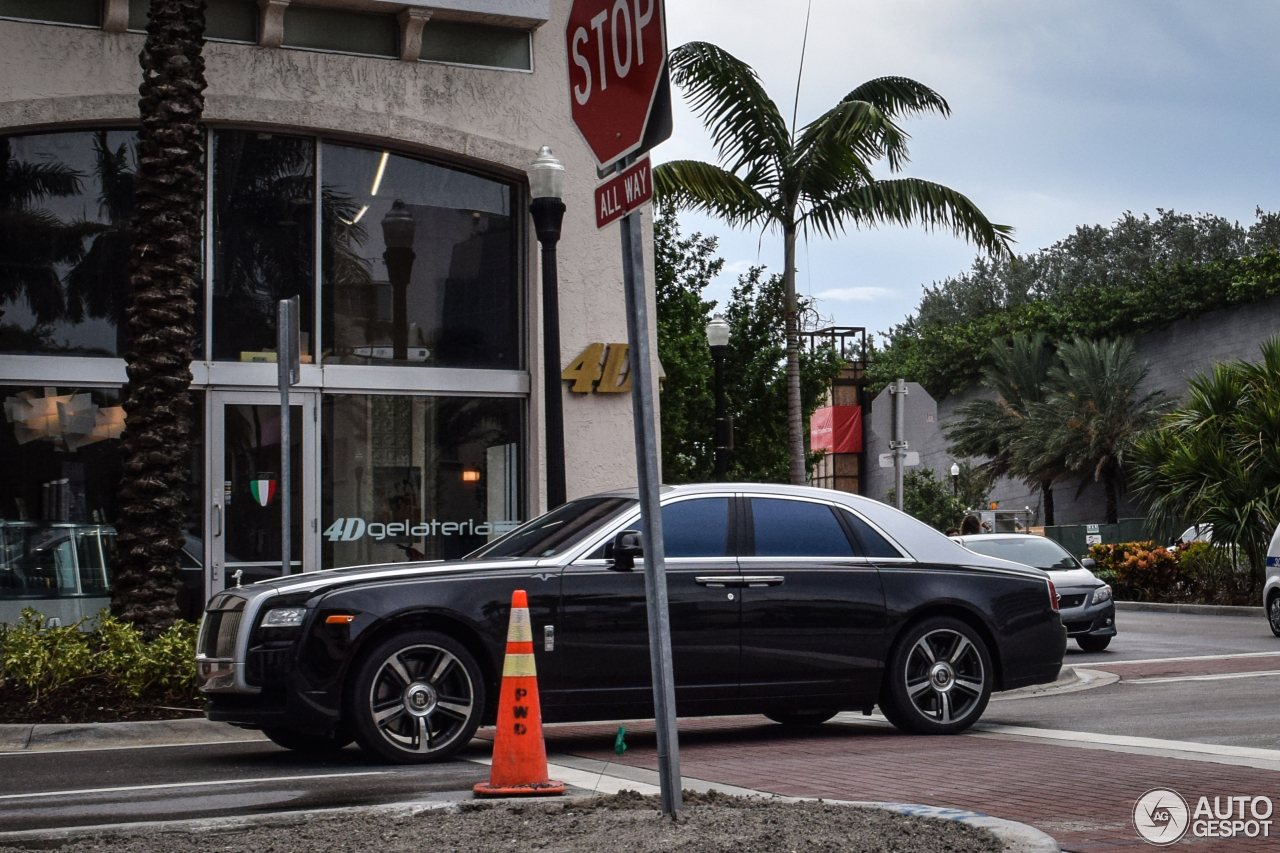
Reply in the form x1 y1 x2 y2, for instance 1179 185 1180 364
1076 634 1112 652
350 630 486 764
880 617 993 735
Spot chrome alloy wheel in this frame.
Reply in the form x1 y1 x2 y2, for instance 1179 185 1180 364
367 644 475 756
903 628 986 725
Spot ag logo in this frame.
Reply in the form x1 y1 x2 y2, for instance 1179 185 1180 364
1134 788 1190 845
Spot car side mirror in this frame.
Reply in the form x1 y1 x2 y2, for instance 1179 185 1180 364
1081 558 1097 570
605 530 642 571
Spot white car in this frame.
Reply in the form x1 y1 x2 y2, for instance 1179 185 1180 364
953 533 1116 652
1264 523 1280 636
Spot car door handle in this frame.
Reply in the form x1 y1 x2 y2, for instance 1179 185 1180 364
740 575 785 587
695 576 744 588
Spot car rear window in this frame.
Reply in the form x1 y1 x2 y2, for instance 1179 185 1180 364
961 536 1078 571
840 511 904 559
751 498 853 557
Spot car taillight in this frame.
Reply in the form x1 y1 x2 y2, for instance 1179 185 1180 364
1048 579 1060 611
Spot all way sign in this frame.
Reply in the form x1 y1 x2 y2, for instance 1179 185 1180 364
595 157 652 228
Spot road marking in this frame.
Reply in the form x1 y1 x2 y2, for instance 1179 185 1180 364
1123 669 1280 685
973 724 1280 762
1084 650 1280 667
0 771 388 801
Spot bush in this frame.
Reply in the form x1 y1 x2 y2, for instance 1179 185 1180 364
1088 541 1190 602
0 609 199 700
1174 541 1256 606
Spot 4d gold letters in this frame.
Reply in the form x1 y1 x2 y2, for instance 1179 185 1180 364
562 343 631 394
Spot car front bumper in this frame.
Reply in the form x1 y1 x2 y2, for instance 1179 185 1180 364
1060 600 1116 638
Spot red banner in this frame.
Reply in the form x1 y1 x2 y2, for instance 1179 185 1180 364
810 406 862 454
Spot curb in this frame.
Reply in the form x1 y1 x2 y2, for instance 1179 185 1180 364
0 718 264 753
0 793 1059 853
991 665 1119 701
1116 601 1263 617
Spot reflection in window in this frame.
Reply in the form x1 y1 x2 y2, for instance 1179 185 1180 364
0 131 140 356
663 498 729 557
212 131 315 362
321 143 519 369
751 498 854 558
322 394 522 567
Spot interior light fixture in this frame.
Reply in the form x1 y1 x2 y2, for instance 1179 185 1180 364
370 152 390 196
461 469 481 482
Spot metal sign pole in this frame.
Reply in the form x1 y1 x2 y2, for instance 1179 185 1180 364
619 204 682 816
891 378 907 511
277 297 300 576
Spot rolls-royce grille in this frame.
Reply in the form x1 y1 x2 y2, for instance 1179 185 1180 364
201 610 243 659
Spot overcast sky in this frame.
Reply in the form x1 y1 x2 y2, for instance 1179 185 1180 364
657 0 1280 338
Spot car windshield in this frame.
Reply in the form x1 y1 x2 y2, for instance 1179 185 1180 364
962 537 1080 571
466 497 636 560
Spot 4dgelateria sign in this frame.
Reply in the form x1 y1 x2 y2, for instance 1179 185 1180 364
567 0 670 168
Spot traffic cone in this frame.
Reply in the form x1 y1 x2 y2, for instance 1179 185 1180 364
473 589 565 797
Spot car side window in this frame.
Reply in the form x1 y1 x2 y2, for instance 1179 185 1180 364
840 510 904 559
662 498 730 558
750 498 853 557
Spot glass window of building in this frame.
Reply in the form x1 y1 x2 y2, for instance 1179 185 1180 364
212 131 315 362
321 143 519 369
0 130 139 357
322 395 522 568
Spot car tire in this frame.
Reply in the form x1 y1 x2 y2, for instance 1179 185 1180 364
879 616 993 735
764 710 837 727
262 726 354 754
349 630 486 764
1076 634 1112 652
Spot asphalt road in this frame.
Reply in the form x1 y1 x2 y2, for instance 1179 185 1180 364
2 610 1275 835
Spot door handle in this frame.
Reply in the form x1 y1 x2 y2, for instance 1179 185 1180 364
740 575 785 587
695 576 744 588
213 503 223 537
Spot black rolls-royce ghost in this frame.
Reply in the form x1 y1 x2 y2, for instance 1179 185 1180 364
196 484 1066 763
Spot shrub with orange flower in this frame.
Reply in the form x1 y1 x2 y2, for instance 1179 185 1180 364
1088 541 1190 602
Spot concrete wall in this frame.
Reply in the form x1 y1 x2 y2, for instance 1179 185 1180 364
0 1 655 516
863 295 1280 524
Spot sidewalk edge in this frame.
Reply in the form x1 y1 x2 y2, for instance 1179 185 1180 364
1115 601 1262 617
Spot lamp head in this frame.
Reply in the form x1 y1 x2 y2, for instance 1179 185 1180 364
950 462 960 477
527 146 565 201
381 199 416 249
705 313 730 349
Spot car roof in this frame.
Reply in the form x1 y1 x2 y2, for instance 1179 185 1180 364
952 533 1054 543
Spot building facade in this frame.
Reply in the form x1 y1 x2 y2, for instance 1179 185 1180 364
0 0 654 622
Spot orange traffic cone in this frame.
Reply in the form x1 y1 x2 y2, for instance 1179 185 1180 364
473 589 565 797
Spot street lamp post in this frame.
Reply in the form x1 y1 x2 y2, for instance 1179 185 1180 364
950 462 960 499
706 313 730 481
381 200 416 362
527 147 567 509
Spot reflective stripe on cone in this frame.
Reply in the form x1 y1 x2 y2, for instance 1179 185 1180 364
473 589 565 797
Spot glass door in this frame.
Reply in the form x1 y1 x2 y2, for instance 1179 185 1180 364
208 391 318 595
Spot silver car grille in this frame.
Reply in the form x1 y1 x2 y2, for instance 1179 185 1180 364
200 596 247 659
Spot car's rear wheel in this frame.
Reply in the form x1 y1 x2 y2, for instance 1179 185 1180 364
262 727 354 755
880 617 993 735
1076 634 1112 652
350 630 486 764
764 710 837 727
1269 595 1280 638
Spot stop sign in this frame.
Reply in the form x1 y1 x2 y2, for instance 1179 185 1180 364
566 0 668 168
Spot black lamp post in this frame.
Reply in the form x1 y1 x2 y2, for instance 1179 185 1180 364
950 462 960 499
706 313 730 481
381 199 416 362
527 147 567 509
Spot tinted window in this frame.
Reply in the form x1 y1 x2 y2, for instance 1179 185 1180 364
751 498 852 558
662 498 729 558
840 511 904 559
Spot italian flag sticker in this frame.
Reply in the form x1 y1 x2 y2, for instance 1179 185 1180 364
250 479 277 507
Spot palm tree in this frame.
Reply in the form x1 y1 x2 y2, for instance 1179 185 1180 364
111 0 207 634
1132 338 1280 593
1021 338 1170 524
654 41 1012 484
945 333 1064 524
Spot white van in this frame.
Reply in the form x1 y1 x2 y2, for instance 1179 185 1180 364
1265 522 1280 636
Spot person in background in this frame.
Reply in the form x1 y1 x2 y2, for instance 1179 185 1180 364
960 515 982 536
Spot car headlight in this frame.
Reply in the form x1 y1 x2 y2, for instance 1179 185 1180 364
262 607 308 628
1092 585 1113 605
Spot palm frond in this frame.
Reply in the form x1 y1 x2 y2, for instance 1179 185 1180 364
841 77 949 171
790 99 892 200
669 42 790 179
803 177 1014 256
654 161 775 229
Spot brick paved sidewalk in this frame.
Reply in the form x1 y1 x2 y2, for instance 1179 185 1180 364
533 716 1280 852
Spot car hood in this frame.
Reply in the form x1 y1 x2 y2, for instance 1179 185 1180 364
226 557 544 602
1042 567 1102 590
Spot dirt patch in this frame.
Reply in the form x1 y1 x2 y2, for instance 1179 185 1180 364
54 792 1002 853
0 679 203 725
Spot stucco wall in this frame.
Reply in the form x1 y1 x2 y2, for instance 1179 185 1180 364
863 295 1280 524
0 2 658 515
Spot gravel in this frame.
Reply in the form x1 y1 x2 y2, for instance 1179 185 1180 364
56 791 1003 853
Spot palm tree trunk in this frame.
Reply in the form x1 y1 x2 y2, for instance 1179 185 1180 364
1042 481 1055 527
783 225 804 485
111 0 207 635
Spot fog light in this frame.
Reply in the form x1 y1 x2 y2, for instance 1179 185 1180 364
1106 617 1113 625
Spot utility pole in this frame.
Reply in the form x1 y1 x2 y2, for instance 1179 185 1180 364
890 378 907 511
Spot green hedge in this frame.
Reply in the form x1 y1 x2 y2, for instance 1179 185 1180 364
871 251 1280 398
0 609 198 699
